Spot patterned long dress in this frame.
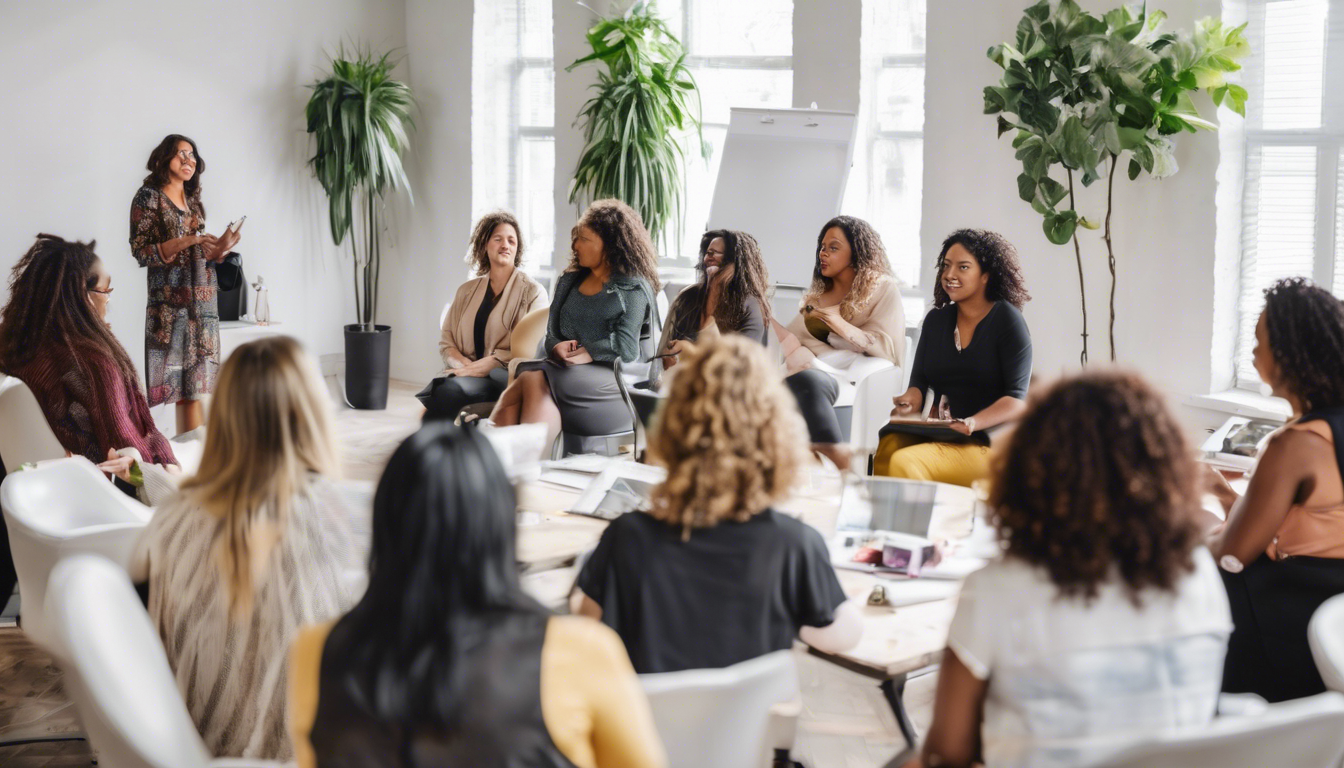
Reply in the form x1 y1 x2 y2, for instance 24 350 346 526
130 185 220 406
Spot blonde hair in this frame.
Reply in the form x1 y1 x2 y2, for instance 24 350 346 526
648 335 808 537
177 336 339 615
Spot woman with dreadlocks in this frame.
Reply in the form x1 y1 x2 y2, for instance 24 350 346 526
655 229 772 370
0 234 176 471
780 216 906 470
1210 277 1344 702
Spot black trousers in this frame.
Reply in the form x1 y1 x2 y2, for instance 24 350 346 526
1221 554 1344 702
784 368 842 444
417 368 509 422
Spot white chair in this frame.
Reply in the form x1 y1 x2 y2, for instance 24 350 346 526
1310 593 1344 693
439 299 452 330
0 373 66 473
640 650 800 768
46 554 283 768
0 457 151 652
1094 692 1344 768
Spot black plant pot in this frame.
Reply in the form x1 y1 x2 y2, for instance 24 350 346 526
344 324 392 410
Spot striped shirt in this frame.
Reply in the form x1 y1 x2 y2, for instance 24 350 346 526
132 476 365 759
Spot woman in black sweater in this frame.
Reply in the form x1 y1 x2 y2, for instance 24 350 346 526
874 229 1032 487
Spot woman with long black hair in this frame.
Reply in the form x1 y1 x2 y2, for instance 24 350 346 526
288 424 664 768
131 133 240 433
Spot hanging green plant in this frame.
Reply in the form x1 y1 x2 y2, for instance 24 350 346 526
984 1 1249 363
567 0 705 254
306 45 414 330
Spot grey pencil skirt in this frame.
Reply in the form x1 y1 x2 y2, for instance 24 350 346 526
515 359 633 436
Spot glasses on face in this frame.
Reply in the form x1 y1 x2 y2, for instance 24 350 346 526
176 149 196 163
88 286 114 295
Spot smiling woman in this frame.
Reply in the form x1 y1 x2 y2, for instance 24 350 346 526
130 133 240 434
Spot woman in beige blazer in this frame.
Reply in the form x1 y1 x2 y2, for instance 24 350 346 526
780 215 905 470
418 212 547 421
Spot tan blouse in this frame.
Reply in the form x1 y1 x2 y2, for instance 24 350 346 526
440 270 546 371
784 274 906 366
1268 419 1344 560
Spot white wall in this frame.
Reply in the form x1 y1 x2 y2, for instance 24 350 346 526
921 0 1232 433
0 0 406 386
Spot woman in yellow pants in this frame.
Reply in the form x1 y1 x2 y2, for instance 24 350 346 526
875 229 1033 486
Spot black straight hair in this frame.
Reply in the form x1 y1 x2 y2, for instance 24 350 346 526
322 424 546 729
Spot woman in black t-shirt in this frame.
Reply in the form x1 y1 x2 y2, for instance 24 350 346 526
874 229 1032 487
575 335 862 674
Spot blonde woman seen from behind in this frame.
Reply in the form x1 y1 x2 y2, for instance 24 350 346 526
131 336 362 761
576 335 862 673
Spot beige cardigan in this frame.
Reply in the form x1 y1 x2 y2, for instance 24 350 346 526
440 270 546 371
784 274 905 366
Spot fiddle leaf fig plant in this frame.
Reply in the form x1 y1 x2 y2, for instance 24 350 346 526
985 1 1250 363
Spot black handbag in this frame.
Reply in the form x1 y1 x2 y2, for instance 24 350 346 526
213 251 247 321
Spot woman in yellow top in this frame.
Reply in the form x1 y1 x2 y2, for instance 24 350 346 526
780 215 905 470
289 423 664 768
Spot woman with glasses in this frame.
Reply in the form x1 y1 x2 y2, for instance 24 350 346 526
654 229 772 371
131 134 240 433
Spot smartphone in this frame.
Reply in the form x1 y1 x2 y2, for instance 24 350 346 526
227 216 247 234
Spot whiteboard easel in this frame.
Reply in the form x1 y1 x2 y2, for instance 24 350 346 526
706 107 858 294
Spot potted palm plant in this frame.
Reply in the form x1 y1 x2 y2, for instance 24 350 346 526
568 0 703 253
306 46 413 409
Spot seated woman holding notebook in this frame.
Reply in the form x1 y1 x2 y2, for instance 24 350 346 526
875 229 1031 487
576 335 862 674
418 211 547 422
290 424 664 768
908 372 1231 768
781 216 906 470
1210 277 1344 702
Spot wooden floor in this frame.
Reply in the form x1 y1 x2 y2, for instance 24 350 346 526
0 378 929 767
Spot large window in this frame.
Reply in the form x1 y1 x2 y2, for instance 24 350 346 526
1234 0 1341 388
661 0 794 263
844 0 926 288
472 0 555 272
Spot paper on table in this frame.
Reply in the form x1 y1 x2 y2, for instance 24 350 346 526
570 462 668 516
539 470 595 490
542 454 620 474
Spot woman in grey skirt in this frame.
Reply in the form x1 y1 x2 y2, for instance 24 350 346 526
490 199 660 448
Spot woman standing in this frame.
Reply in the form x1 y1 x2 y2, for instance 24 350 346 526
490 199 659 449
418 212 547 422
874 229 1031 487
781 216 906 470
130 134 239 434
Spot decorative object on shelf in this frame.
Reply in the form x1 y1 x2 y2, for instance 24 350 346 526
306 44 414 409
567 0 706 254
984 1 1250 363
251 276 270 326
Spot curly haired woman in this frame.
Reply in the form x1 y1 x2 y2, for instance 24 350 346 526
491 199 659 449
1210 277 1344 702
875 229 1032 486
656 229 772 367
575 335 862 674
907 372 1230 768
418 211 547 422
780 216 906 470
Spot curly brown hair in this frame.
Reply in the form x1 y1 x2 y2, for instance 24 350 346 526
933 229 1030 309
989 370 1202 604
669 229 773 339
0 234 141 390
142 134 206 215
568 199 661 291
1261 277 1344 412
805 216 894 318
465 211 525 275
648 334 808 538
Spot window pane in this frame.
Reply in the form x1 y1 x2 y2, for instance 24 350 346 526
876 65 924 132
869 0 925 55
866 138 924 287
687 0 792 57
1237 145 1319 384
473 0 555 270
1335 148 1344 297
1259 0 1328 130
692 67 794 127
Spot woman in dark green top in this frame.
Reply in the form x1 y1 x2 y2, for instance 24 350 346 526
875 229 1032 487
491 199 660 448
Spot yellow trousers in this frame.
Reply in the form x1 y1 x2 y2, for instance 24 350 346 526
873 432 990 487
